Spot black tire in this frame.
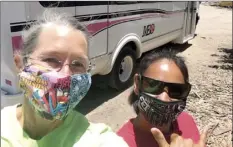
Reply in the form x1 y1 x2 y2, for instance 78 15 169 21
108 45 136 90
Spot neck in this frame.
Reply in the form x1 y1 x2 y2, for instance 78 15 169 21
133 113 172 134
16 98 63 140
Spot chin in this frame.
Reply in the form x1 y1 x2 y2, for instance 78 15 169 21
149 121 170 128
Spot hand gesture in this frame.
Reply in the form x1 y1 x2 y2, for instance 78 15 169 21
151 128 208 147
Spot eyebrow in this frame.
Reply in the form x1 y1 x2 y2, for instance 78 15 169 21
39 51 65 58
39 51 88 61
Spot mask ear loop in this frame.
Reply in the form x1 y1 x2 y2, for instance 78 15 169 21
20 56 31 71
138 73 142 94
138 74 149 99
135 73 142 114
16 56 26 76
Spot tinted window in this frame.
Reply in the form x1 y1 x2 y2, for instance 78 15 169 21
76 1 108 6
110 1 138 5
39 1 108 7
39 1 76 7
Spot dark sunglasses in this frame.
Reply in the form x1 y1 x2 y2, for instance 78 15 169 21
139 75 191 100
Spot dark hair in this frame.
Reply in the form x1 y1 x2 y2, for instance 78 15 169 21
129 49 189 114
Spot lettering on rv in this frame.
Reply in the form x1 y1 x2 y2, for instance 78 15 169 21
142 24 155 37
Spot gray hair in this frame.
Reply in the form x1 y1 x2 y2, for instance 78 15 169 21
21 9 89 60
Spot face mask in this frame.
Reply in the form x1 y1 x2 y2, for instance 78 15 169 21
18 65 91 120
137 92 186 126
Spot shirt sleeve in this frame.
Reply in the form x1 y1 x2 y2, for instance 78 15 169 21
72 123 129 147
98 131 129 147
1 138 11 147
176 112 200 143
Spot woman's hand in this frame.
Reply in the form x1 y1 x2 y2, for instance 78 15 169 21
151 128 208 147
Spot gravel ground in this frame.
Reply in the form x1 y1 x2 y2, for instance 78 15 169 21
76 4 232 147
180 5 232 147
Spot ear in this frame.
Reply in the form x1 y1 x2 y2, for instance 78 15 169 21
133 73 140 95
14 54 24 72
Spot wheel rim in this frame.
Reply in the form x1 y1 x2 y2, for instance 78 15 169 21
118 56 133 83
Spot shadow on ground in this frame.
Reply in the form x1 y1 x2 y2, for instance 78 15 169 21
75 42 193 115
75 75 126 115
209 48 233 70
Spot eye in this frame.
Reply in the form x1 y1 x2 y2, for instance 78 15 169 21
69 60 87 73
42 58 61 68
72 60 85 68
142 77 164 95
42 58 59 63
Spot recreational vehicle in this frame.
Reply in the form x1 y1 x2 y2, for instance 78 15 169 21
1 1 199 108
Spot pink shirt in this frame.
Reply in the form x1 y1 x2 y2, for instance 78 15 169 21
117 112 200 147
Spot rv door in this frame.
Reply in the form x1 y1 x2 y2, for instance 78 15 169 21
1 2 27 95
183 2 198 41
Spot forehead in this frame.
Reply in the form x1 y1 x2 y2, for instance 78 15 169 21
143 59 185 84
32 24 88 60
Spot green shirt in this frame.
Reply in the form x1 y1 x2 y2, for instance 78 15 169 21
1 104 128 147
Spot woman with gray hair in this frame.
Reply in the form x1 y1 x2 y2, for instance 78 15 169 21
1 10 128 147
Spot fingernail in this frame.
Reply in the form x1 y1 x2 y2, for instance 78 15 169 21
151 128 158 132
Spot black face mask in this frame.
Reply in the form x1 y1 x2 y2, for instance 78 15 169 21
137 92 186 126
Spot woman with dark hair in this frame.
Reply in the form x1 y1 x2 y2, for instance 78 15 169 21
117 50 207 147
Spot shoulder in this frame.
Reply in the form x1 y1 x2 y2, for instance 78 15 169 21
1 105 20 146
176 111 197 125
94 123 128 147
1 104 16 113
117 119 136 147
175 111 200 143
73 122 128 147
1 138 11 147
88 122 113 134
117 119 134 136
1 105 18 125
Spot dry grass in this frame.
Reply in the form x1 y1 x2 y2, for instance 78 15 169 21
202 1 232 8
218 2 232 7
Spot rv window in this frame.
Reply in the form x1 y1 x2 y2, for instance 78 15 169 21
76 1 108 6
138 1 159 3
39 1 108 7
39 1 76 7
138 1 171 3
111 1 138 5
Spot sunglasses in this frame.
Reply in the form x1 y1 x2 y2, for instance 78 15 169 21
139 75 191 100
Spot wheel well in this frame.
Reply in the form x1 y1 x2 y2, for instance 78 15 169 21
123 41 141 59
109 40 140 75
125 41 137 52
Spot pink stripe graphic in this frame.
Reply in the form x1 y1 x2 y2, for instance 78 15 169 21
11 36 23 52
11 11 183 51
86 11 181 36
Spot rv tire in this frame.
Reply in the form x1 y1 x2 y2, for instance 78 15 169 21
109 46 136 90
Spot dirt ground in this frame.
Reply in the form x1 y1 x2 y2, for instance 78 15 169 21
178 5 232 147
76 4 232 147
